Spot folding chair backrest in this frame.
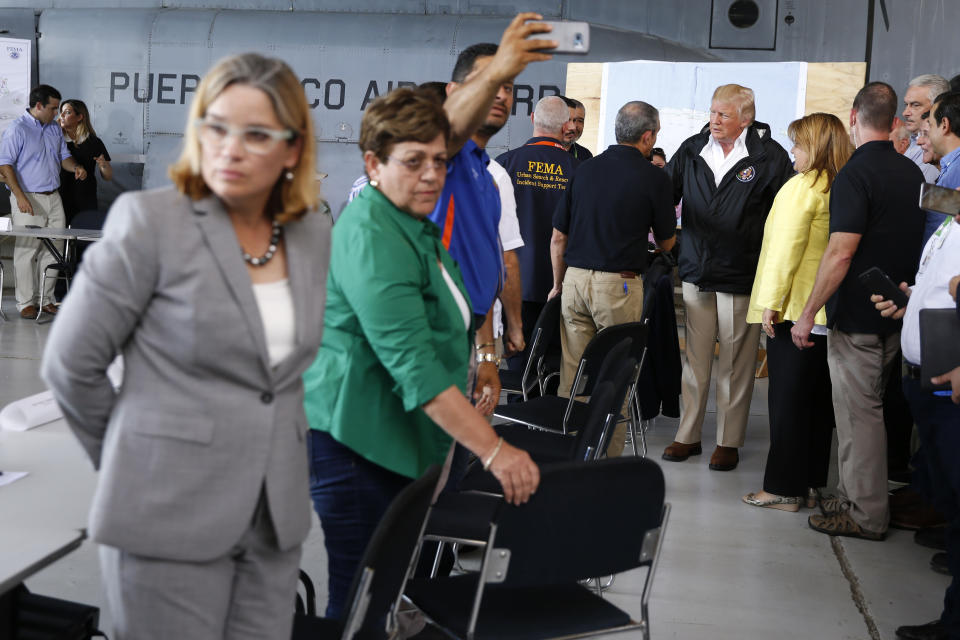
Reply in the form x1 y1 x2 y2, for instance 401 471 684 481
341 465 442 639
572 357 637 461
520 296 563 397
68 209 107 231
488 457 665 588
572 323 648 397
570 382 614 461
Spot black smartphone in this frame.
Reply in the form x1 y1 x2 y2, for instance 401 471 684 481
859 267 909 308
527 21 590 54
920 182 960 216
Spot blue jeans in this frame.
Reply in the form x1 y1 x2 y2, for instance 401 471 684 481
307 430 411 618
902 376 960 637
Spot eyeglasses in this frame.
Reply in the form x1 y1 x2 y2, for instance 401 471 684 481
387 154 447 173
195 118 296 155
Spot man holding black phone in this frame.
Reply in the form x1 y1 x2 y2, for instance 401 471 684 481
871 189 960 640
792 82 925 542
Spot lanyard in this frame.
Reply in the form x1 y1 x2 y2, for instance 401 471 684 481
918 216 956 276
525 140 566 150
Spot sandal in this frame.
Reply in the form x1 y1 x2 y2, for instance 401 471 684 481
742 491 802 512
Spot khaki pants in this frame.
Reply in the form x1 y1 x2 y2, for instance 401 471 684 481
673 282 760 448
828 329 899 534
10 191 65 310
559 267 643 456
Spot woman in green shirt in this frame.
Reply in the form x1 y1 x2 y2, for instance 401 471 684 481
302 87 540 617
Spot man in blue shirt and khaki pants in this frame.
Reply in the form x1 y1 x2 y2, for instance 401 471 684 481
0 84 86 319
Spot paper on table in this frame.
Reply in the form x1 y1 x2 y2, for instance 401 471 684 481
0 471 28 487
0 390 63 432
0 217 10 231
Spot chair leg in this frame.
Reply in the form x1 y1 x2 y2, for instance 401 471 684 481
429 541 445 579
0 261 6 321
627 396 640 457
36 269 46 320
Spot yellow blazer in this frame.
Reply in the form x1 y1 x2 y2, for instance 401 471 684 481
747 171 831 326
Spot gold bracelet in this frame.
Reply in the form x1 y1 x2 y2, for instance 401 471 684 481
482 436 504 471
475 342 495 350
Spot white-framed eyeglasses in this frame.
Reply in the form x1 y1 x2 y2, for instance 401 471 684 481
194 118 296 155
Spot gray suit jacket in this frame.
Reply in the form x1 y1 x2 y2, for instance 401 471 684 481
42 186 331 561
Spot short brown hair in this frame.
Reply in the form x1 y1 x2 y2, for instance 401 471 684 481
712 84 755 124
358 87 450 162
852 82 898 131
788 112 853 192
168 53 317 223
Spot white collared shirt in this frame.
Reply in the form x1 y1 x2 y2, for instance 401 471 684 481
699 127 750 187
901 216 960 364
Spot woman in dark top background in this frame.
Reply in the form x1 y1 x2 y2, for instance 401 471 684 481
59 99 112 222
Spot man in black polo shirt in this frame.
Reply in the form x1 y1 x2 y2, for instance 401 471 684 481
792 82 925 541
550 100 676 454
496 95 578 371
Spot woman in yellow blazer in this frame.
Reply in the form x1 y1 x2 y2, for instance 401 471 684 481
743 113 853 511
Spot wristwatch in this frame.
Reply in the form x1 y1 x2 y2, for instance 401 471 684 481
476 352 501 367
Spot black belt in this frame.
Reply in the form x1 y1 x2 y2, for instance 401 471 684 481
905 362 922 379
29 190 56 196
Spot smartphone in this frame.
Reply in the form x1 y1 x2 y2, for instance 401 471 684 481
920 182 960 216
859 267 909 308
529 21 590 54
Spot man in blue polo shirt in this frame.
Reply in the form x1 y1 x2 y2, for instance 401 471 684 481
496 95 577 375
430 15 553 409
0 84 86 319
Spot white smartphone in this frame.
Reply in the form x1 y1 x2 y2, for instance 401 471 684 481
529 21 590 54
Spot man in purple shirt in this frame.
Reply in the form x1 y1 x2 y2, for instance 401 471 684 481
0 84 86 318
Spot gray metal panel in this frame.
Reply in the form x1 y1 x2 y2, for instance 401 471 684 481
425 0 561 17
39 9 161 156
0 8 38 86
39 7 716 207
0 9 36 40
709 0 777 50
168 0 289 8
568 0 867 65
869 0 959 97
294 0 426 12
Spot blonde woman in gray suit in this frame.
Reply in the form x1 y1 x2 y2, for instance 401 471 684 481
41 53 331 639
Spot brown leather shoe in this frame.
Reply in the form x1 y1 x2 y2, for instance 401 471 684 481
709 446 739 471
40 303 58 316
890 502 948 530
889 486 924 510
662 441 702 462
19 305 38 319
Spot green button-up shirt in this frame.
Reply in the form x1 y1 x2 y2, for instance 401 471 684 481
303 185 473 479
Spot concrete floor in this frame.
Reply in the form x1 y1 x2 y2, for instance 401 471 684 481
1 297 949 639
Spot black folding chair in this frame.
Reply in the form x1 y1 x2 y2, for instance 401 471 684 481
292 465 442 640
408 458 670 640
493 323 648 438
455 355 637 494
499 296 562 400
